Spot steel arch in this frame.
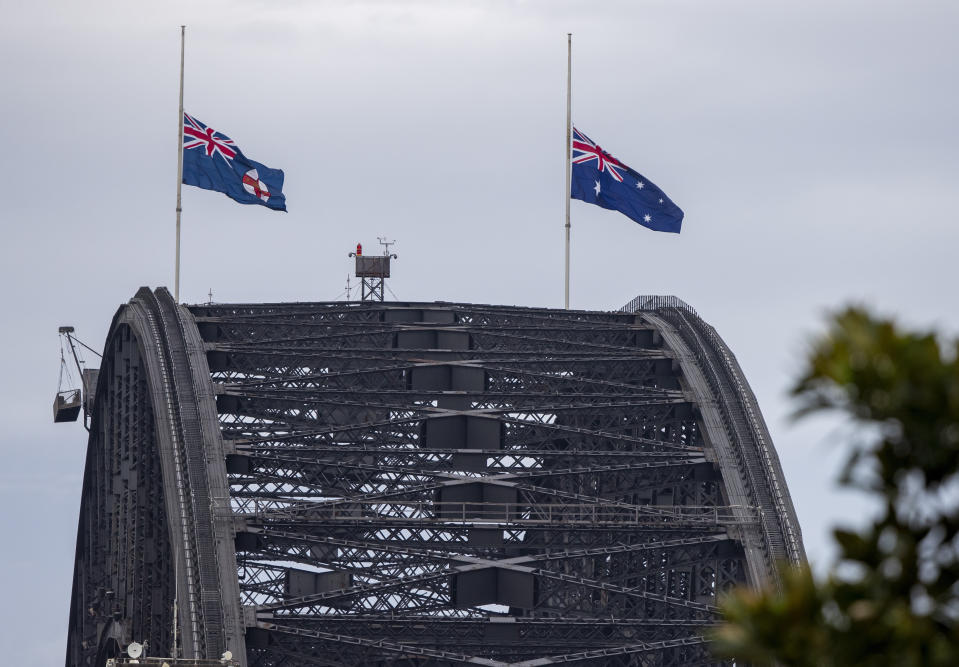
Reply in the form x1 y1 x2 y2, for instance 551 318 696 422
66 288 803 666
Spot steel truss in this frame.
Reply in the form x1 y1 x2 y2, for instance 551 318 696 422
66 289 804 666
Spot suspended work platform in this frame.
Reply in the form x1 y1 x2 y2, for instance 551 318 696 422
53 389 82 423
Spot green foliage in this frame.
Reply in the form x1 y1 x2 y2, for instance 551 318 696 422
712 308 959 666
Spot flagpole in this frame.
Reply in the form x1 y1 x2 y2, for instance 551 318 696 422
564 33 572 310
175 25 185 303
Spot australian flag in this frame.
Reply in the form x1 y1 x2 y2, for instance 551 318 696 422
182 113 286 211
570 127 682 233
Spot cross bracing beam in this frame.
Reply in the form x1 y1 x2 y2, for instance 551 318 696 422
209 349 654 369
225 456 712 492
233 446 704 461
215 405 702 456
225 415 705 453
212 357 678 391
208 353 672 369
67 292 803 666
262 615 717 629
217 390 691 411
203 327 658 355
247 532 720 617
239 533 732 575
236 529 741 620
255 623 712 666
254 623 708 660
196 311 644 330
235 526 739 558
235 507 755 533
229 470 726 521
201 321 654 347
228 453 709 487
238 533 737 602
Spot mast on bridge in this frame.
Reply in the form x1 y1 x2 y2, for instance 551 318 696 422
348 239 398 302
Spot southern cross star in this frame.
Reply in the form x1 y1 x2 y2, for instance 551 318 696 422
636 181 645 189
644 214 652 223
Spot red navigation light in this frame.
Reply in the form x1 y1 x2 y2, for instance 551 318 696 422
356 243 363 256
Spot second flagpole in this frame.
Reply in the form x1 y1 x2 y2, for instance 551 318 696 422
175 25 185 303
564 33 572 310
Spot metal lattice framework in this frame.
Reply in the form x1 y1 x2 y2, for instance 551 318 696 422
66 288 804 666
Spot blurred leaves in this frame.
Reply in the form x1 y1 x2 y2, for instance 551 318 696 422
713 307 959 666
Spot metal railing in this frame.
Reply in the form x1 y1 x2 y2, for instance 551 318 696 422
624 295 804 565
108 659 238 666
622 294 700 316
238 498 761 526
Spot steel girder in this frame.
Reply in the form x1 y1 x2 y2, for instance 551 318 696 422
66 290 804 667
66 288 243 666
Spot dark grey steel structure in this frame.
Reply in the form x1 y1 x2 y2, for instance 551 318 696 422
66 288 804 667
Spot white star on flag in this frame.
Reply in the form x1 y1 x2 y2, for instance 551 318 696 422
594 181 601 196
636 181 645 189
643 214 652 223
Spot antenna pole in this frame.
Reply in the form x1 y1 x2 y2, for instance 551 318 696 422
564 32 572 310
377 236 396 256
175 25 185 303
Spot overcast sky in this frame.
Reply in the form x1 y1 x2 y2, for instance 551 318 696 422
2 1 958 664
